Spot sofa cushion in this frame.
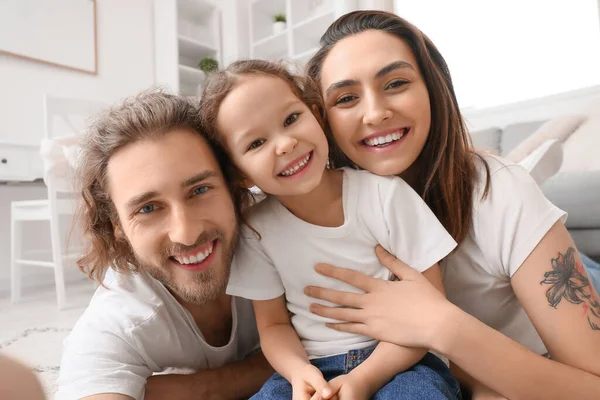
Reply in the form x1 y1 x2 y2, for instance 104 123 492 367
541 170 600 229
560 112 600 172
500 120 546 156
470 127 502 154
505 114 587 162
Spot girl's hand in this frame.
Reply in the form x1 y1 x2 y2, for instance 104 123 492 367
304 245 458 349
309 373 372 400
291 364 335 400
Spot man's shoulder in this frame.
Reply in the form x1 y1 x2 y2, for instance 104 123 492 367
73 269 172 337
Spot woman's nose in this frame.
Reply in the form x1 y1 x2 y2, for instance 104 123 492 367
362 95 393 126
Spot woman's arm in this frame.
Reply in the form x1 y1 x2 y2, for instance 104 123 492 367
253 296 334 399
347 265 444 396
306 238 600 400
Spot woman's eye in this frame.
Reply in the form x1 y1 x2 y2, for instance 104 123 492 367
284 113 299 127
192 186 209 196
335 95 357 105
139 204 156 214
248 139 265 150
386 80 408 90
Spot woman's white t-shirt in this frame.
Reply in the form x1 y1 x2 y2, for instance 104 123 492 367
442 154 567 355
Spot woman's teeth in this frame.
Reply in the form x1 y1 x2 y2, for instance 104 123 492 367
364 130 405 147
173 244 213 265
280 153 311 176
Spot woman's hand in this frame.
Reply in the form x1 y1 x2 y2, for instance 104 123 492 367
304 245 459 350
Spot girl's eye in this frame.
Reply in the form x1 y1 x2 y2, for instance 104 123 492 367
139 204 156 214
335 95 357 105
248 139 265 151
386 80 408 90
284 113 299 127
192 186 209 196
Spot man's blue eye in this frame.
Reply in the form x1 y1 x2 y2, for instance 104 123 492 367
140 204 155 214
193 186 209 196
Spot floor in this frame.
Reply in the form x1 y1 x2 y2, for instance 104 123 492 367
0 281 96 398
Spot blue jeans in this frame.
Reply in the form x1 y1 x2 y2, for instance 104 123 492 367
250 347 461 400
581 252 600 293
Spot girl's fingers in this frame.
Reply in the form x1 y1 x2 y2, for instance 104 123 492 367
314 263 381 293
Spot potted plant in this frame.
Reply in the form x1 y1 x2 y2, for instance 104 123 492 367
198 57 218 75
272 13 286 35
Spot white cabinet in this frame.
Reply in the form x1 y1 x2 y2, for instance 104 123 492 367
154 0 222 96
249 0 336 68
0 143 43 182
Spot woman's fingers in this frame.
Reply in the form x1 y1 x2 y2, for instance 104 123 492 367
325 322 369 336
309 302 364 322
375 245 417 279
304 286 363 308
314 263 380 293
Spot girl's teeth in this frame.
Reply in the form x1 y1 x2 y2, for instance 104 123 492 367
365 130 405 147
281 153 311 176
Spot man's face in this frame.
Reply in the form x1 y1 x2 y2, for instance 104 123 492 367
107 129 238 304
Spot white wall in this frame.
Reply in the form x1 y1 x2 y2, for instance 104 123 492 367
0 0 156 145
0 0 156 296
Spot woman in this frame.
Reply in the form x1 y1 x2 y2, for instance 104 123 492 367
304 10 600 400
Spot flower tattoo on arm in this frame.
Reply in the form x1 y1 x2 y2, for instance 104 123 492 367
540 247 600 330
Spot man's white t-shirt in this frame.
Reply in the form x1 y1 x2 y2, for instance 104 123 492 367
442 154 568 355
227 168 457 359
56 269 260 400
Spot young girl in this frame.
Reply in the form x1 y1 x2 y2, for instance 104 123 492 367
199 60 460 400
303 10 600 400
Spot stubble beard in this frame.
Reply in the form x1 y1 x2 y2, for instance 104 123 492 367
136 226 239 305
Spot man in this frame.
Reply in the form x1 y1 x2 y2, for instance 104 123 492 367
56 91 272 400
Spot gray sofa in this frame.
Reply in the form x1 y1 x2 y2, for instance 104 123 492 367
471 121 600 258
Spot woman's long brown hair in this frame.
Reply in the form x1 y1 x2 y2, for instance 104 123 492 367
306 10 489 244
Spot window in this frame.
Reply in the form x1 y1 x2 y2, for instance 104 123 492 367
394 0 600 108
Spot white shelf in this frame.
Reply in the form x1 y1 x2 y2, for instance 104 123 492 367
293 11 335 54
293 47 319 65
178 0 216 21
178 35 217 60
178 64 206 85
252 31 288 59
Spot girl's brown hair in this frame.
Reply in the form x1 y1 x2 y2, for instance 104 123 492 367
199 59 326 157
306 10 489 244
75 90 250 283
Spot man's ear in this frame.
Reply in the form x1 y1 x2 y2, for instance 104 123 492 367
113 223 125 239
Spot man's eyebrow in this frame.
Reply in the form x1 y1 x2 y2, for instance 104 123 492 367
325 60 415 98
181 170 219 188
125 170 219 209
126 191 159 210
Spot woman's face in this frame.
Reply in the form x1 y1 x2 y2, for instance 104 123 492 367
320 29 431 176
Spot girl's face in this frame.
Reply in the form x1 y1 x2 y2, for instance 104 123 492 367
216 75 329 196
320 29 431 177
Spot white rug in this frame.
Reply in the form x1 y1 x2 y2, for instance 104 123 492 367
0 281 95 399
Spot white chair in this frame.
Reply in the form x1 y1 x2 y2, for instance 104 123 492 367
11 94 107 309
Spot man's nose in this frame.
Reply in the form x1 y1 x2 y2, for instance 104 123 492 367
168 205 201 246
275 134 298 156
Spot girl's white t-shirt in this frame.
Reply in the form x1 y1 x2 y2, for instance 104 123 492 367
442 154 567 355
227 168 457 358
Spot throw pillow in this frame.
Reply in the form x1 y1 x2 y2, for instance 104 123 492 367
506 114 587 162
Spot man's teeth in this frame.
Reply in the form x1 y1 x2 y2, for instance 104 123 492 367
173 244 213 265
280 153 311 176
364 130 405 147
